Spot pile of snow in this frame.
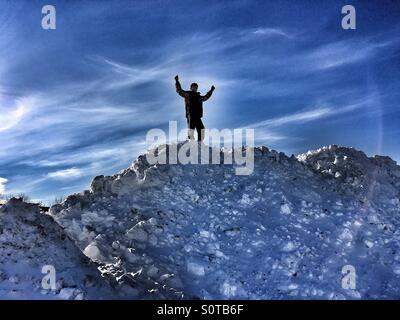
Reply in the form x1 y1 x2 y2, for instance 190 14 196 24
0 198 117 299
48 142 400 299
297 145 400 204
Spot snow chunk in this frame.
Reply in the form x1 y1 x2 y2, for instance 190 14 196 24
126 222 148 242
282 241 297 252
364 240 374 248
220 281 246 298
58 288 83 300
280 203 291 214
239 193 252 205
199 230 210 238
83 243 103 261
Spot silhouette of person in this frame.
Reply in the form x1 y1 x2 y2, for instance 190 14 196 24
175 75 215 141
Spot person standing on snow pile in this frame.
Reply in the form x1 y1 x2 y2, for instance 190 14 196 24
175 75 215 141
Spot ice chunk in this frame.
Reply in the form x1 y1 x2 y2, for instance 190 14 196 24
280 203 291 214
83 243 103 261
126 222 148 242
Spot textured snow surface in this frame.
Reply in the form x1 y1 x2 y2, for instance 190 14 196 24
0 198 117 299
46 142 400 299
2 142 400 299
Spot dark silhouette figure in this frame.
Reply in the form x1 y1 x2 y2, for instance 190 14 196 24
175 75 215 141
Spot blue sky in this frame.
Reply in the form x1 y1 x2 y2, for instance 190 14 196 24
0 0 399 202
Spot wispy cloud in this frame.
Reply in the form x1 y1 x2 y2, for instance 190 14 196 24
250 107 332 129
247 100 367 130
0 99 29 132
253 129 287 144
251 27 291 38
241 99 374 149
302 40 395 71
47 168 83 180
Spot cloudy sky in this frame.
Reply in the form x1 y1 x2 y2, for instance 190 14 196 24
0 0 399 203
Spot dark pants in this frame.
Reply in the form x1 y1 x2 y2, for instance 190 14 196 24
187 117 205 141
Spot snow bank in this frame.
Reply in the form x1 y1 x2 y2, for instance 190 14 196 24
0 198 117 299
46 142 400 299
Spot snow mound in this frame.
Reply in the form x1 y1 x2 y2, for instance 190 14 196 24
297 145 400 205
0 198 117 299
48 142 400 299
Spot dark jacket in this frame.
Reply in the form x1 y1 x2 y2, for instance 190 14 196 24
176 80 214 118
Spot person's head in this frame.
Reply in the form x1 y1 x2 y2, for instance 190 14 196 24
190 83 198 92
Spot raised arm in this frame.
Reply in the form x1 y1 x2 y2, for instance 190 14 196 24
201 85 215 102
175 75 188 98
